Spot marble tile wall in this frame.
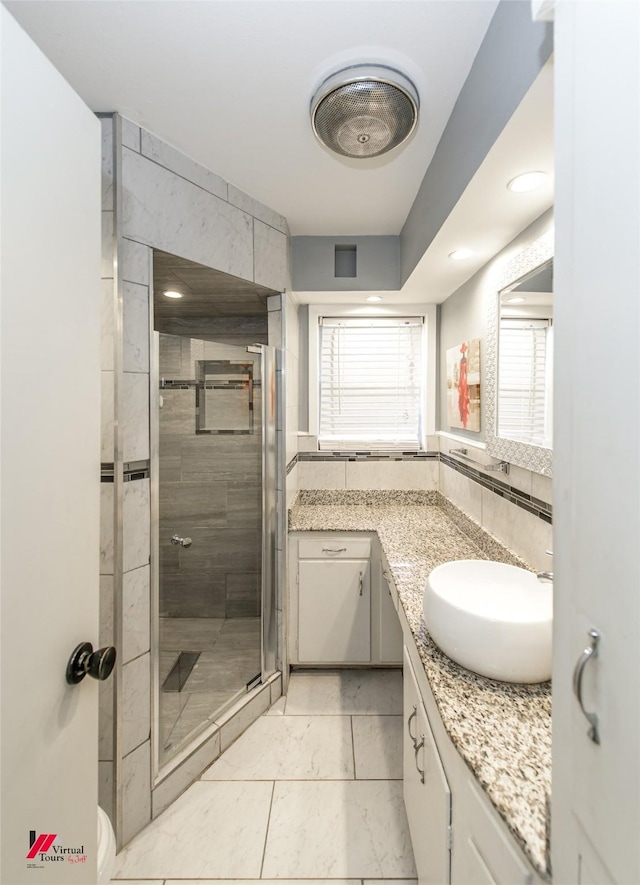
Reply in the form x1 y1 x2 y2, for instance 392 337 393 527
99 116 116 824
293 431 552 570
100 113 290 849
436 434 553 569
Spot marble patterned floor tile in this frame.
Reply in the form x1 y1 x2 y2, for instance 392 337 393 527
159 691 189 746
111 880 164 884
265 696 286 715
262 780 416 879
285 669 403 715
352 715 403 780
363 880 418 884
159 616 225 651
162 690 237 756
182 649 260 694
202 715 354 780
165 881 360 884
112 780 273 880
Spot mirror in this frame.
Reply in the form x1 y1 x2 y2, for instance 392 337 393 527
485 229 554 476
498 258 553 448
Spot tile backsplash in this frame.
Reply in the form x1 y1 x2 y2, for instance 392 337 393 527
290 433 552 571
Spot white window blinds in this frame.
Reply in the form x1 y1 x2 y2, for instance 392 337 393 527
498 318 553 447
319 317 424 450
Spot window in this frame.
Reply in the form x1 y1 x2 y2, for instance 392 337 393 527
318 316 424 450
498 318 553 447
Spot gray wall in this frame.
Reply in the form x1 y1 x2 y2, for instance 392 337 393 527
292 235 399 291
400 0 553 285
439 208 554 442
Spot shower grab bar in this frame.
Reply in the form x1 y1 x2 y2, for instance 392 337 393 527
449 448 510 475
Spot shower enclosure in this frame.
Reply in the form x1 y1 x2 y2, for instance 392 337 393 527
150 250 278 770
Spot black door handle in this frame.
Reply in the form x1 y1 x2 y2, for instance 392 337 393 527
66 642 116 685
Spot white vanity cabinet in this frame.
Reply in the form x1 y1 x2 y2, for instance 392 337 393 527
289 533 402 666
403 647 452 884
452 778 536 885
297 536 371 663
401 633 545 885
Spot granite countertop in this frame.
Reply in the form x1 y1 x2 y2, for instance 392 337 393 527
289 490 551 880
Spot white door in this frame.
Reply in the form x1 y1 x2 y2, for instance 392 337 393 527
1 9 102 884
552 2 640 883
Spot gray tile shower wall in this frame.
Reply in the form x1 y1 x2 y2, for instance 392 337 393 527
158 335 262 620
100 112 291 850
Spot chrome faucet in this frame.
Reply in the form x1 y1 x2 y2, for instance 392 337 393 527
537 550 553 582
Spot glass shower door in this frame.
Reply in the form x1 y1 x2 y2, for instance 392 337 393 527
156 334 265 763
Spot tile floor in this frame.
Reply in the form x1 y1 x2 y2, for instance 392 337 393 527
160 617 261 760
113 669 417 884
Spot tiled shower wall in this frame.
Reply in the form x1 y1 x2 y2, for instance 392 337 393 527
158 336 262 619
100 113 290 849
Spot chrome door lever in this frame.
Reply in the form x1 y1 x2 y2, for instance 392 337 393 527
573 629 601 744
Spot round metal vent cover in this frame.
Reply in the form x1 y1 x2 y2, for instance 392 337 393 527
311 65 419 159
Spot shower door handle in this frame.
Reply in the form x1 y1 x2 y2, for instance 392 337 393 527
171 534 192 548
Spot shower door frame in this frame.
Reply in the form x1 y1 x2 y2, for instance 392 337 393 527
149 332 279 783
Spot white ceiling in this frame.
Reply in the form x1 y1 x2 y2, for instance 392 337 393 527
294 58 554 305
5 0 499 236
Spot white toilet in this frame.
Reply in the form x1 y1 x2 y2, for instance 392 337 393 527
97 806 116 883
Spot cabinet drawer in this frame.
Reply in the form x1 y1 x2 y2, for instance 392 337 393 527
298 537 371 559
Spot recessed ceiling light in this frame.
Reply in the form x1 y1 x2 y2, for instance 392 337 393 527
448 248 474 261
366 295 383 302
505 296 526 304
164 290 183 299
507 171 548 193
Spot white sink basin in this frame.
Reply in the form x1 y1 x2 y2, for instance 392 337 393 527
423 560 552 683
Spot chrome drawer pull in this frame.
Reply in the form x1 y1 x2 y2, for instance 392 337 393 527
407 705 418 748
414 734 425 784
382 570 393 595
573 628 601 745
322 547 347 553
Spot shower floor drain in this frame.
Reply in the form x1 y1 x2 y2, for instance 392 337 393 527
162 651 200 692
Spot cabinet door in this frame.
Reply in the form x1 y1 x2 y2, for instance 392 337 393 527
379 565 403 662
298 560 370 663
453 779 532 885
403 648 452 884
